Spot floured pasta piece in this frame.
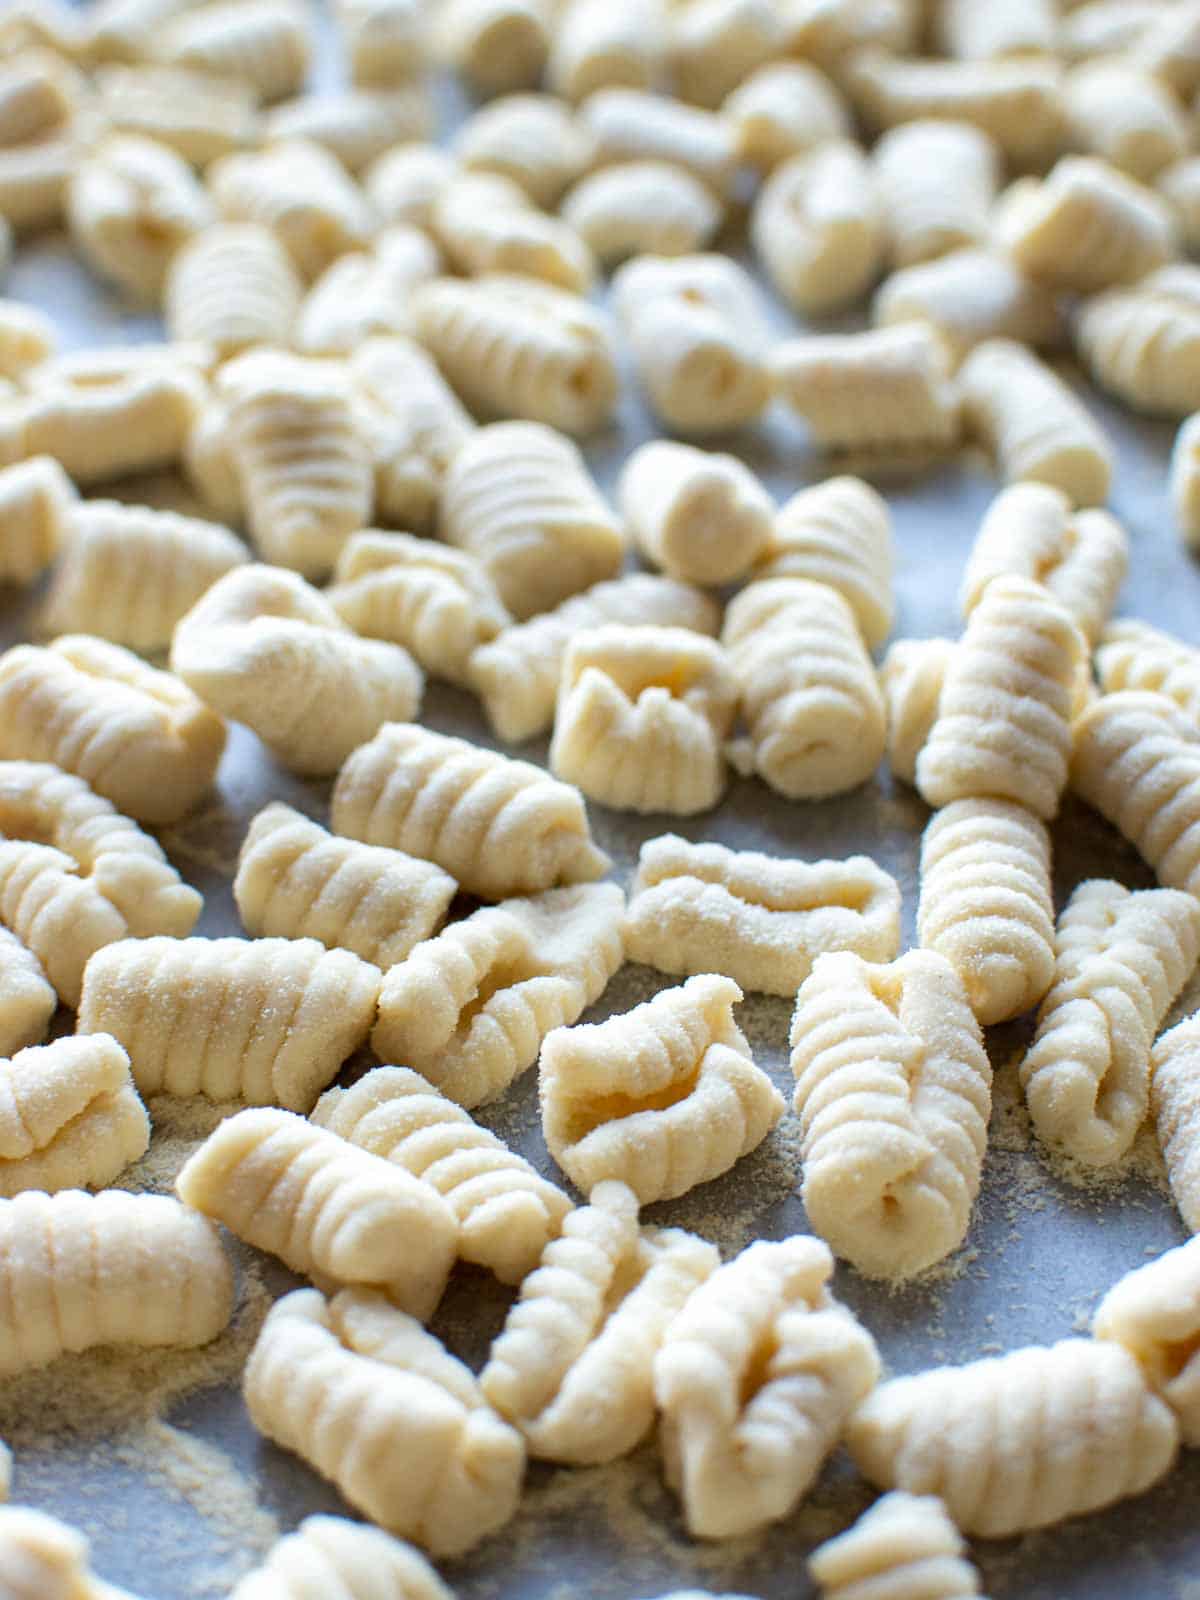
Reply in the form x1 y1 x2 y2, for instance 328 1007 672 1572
0 1187 233 1376
338 0 427 86
431 171 594 294
0 1505 145 1597
561 161 722 268
0 455 74 585
178 1109 456 1317
0 1032 148 1197
879 637 955 786
723 578 887 801
873 119 996 270
723 60 850 171
1076 263 1200 418
1159 156 1200 254
548 0 663 102
667 0 784 108
847 1338 1178 1536
455 92 592 209
92 63 260 166
579 87 737 196
439 420 624 619
1096 619 1200 725
873 248 1063 369
156 0 312 103
296 226 442 355
1172 410 1200 552
551 625 738 815
808 1492 986 1600
1095 1237 1200 1443
0 926 54 1055
265 85 431 173
183 396 244 526
618 441 772 587
85 0 204 63
165 222 302 358
245 1287 524 1554
468 572 719 744
372 883 624 1108
313 1066 572 1286
1064 61 1188 184
937 0 1056 57
1019 879 1200 1165
231 1516 452 1600
0 1 84 60
541 973 784 1203
656 1236 880 1539
209 139 373 281
171 565 421 775
789 949 991 1279
409 274 619 435
434 0 552 96
365 142 455 229
0 46 77 144
751 140 884 317
0 298 55 378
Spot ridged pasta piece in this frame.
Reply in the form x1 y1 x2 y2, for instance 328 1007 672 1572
1159 155 1200 254
480 1179 718 1462
723 578 887 801
231 1516 452 1600
165 222 301 357
468 572 719 743
1172 409 1200 552
846 1338 1179 1537
1096 618 1200 725
177 1109 456 1317
750 140 884 317
0 1032 148 1197
363 143 456 227
0 637 225 827
879 637 954 786
917 799 1055 1026
372 883 624 1108
1061 3 1166 64
156 0 312 103
182 395 244 526
789 949 991 1279
266 85 430 173
808 1491 986 1600
0 1187 233 1376
656 1236 880 1539
245 1287 524 1554
873 247 1062 370
0 117 79 231
296 226 442 356
171 565 421 775
209 139 372 281
1076 263 1200 418
0 455 74 585
579 86 737 195
618 441 772 587
434 0 552 96
548 0 662 101
0 1506 143 1599
667 0 783 109
1095 1236 1200 1444
0 299 55 379
338 0 427 87
313 1065 572 1286
1065 60 1188 184
92 62 260 166
79 934 382 1112
723 60 850 171
0 925 54 1055
874 119 996 272
561 161 722 268
1018 879 1200 1165
408 274 620 436
541 973 785 1203
456 93 596 209
0 46 76 144
937 0 1056 58
431 171 593 294
86 0 204 63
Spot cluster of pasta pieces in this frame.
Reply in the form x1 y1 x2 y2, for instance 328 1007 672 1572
2 0 1200 1596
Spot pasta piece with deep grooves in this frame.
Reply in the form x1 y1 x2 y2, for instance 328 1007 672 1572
365 143 456 229
1172 410 1200 551
456 93 592 209
1075 264 1200 418
1097 619 1200 726
561 162 722 268
231 1516 452 1600
0 925 54 1055
808 1492 986 1600
296 227 442 355
618 441 771 588
209 140 373 281
579 88 737 196
480 1180 718 1463
1064 61 1188 184
548 0 663 103
667 0 784 109
432 171 594 294
723 61 850 172
1153 1014 1200 1230
86 0 204 63
872 120 996 269
92 63 261 167
156 0 312 103
1019 879 1200 1165
540 974 784 1203
435 0 552 96
879 637 955 787
244 1287 524 1554
0 456 74 585
0 1506 142 1599
656 1237 880 1539
873 248 1063 370
177 1110 456 1318
165 223 302 357
1095 1237 1200 1444
266 86 431 173
338 0 428 87
789 949 991 1279
372 883 624 1108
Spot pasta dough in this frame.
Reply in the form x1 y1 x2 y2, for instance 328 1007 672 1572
295 226 441 356
618 441 773 587
431 170 594 294
1075 264 1200 418
434 0 552 97
230 1516 452 1600
1172 409 1200 552
0 1506 142 1600
338 0 427 87
1064 60 1188 184
1096 619 1200 724
166 221 301 356
1151 1013 1200 1230
561 162 722 268
873 248 1063 369
92 62 261 167
0 455 75 585
0 925 54 1056
265 85 431 173
879 637 955 786
1094 1236 1200 1444
872 119 996 269
808 1492 986 1600
455 92 592 210
751 139 884 316
209 138 372 281
579 87 737 195
157 0 313 104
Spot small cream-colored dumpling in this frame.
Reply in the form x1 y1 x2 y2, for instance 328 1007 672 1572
548 0 663 103
561 161 722 267
431 170 594 294
618 440 773 586
166 222 302 357
1075 264 1200 418
879 636 955 786
751 139 884 316
667 0 784 109
936 0 1057 58
455 92 592 209
1095 1236 1200 1445
808 1492 986 1600
723 60 849 171
156 0 313 104
92 63 261 166
295 226 441 355
579 86 737 195
1154 1013 1200 1231
434 0 553 97
872 119 996 269
230 1515 452 1600
0 926 55 1056
209 139 373 281
364 142 456 229
0 455 75 585
338 0 428 88
873 248 1063 369
1064 60 1188 183
265 85 431 173
1096 618 1200 725
0 1506 143 1600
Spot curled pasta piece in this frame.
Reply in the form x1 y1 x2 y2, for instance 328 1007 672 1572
1076 263 1200 418
789 949 991 1279
0 455 74 585
551 624 738 815
873 119 996 270
1064 61 1188 184
0 1506 142 1599
1159 156 1200 254
667 0 783 109
879 637 954 787
656 1236 880 1539
165 222 302 358
0 46 76 144
468 572 719 744
873 247 1063 369
92 62 260 167
209 139 372 281
364 142 454 229
266 85 431 173
561 161 722 267
1096 618 1200 725
157 0 312 104
541 973 785 1203
579 87 737 196
723 578 887 801
455 92 592 209
372 883 624 1108
846 1338 1178 1537
1172 409 1200 552
1095 1236 1200 1444
231 1516 452 1600
808 1492 986 1600
1018 878 1200 1165
1132 2 1200 95
432 171 593 294
751 140 884 317
618 441 772 587
0 925 54 1055
548 0 663 102
434 0 552 96
0 116 79 231
937 0 1056 57
0 1032 148 1197
178 1109 456 1318
723 60 849 171
0 1187 233 1376
296 226 441 356
338 0 427 87
171 564 421 775
245 1287 524 1554
439 420 623 620
0 299 55 380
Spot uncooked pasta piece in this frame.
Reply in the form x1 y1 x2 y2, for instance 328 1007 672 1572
1019 879 1200 1165
92 63 260 166
435 0 552 94
872 120 996 269
431 170 594 294
548 0 662 101
313 1065 572 1285
156 0 312 103
675 0 784 107
171 565 421 775
1095 1236 1200 1443
332 722 610 897
1076 263 1200 418
0 0 84 59
364 142 457 231
480 1180 718 1462
541 973 784 1203
178 1109 456 1316
1096 618 1200 725
0 637 225 827
722 60 850 171
209 140 373 281
0 926 54 1055
296 226 441 355
0 1506 143 1596
455 92 593 209
873 248 1063 369
656 1236 880 1539
244 1287 524 1554
338 0 427 87
0 298 55 378
0 119 78 231
0 1187 233 1375
408 274 619 436
1064 61 1188 183
266 85 430 172
723 578 887 800
1172 410 1200 551
917 799 1054 1026
618 441 771 586
1061 1 1166 63
0 46 76 144
231 1516 451 1600
0 1032 148 1197
1159 156 1200 253
372 883 624 1107
808 1492 986 1600
1132 1 1200 95
937 0 1057 57
789 949 991 1279
751 140 884 317
561 161 722 267
958 339 1113 507
86 0 207 62
468 572 719 743
183 397 243 525
879 637 954 786
847 1338 1178 1536
235 802 455 969
579 87 737 195
439 420 623 619
165 222 301 357
0 456 74 585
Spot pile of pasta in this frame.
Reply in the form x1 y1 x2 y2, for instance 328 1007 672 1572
3 0 1200 1594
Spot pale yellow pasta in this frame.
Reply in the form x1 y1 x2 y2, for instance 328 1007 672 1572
331 722 610 897
156 0 312 103
231 1516 452 1600
86 0 207 63
338 0 427 87
0 0 84 60
183 397 244 525
364 142 457 231
266 85 431 173
244 1287 524 1555
468 571 719 743
166 223 302 358
0 1187 233 1376
0 298 55 378
313 1065 572 1285
808 1492 986 1600
0 47 76 144
1151 1016 1200 1229
209 140 373 281
722 61 850 171
617 440 771 587
455 92 593 209
872 120 996 269
1132 2 1200 95
936 0 1057 57
434 0 552 95
879 637 954 786
789 949 991 1279
547 0 663 102
0 121 77 231
0 926 54 1055
847 1338 1178 1536
372 883 624 1108
873 248 1063 369
171 564 421 775
0 1506 143 1600
1062 2 1166 63
432 170 594 294
0 456 74 585
561 161 722 267
481 1181 717 1462
723 578 887 800
92 63 260 166
1096 618 1200 726
1159 156 1200 253
656 1236 880 1539
751 140 884 317
1064 61 1188 184
1094 1235 1200 1446
1172 410 1200 551
296 226 442 356
580 88 738 195
1076 263 1200 418
541 973 785 1203
667 0 783 108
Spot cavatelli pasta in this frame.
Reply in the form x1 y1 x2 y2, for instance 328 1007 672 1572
209 139 372 281
667 0 783 109
723 60 850 172
579 87 737 196
338 0 428 87
1075 263 1200 418
0 299 55 379
808 1492 986 1600
165 222 302 358
1064 60 1188 184
1096 619 1200 726
0 1507 141 1600
547 0 662 102
618 441 773 587
879 637 955 787
295 227 441 355
872 119 996 269
561 161 722 268
434 0 553 97
1094 1236 1200 1444
230 1516 452 1600
936 0 1057 58
873 248 1063 369
157 0 312 104
1153 1013 1200 1230
0 455 74 585
0 925 54 1055
455 93 592 210
92 63 261 166
266 85 431 173
432 170 593 294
